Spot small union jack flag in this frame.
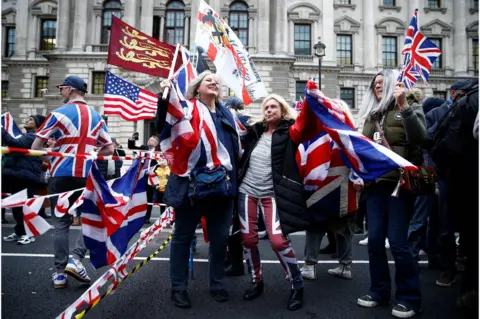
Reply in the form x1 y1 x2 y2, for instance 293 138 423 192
400 9 441 87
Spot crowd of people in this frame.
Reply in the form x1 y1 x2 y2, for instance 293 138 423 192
1 71 478 318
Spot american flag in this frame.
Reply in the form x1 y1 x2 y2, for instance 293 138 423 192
104 71 158 121
82 160 148 268
1 112 22 138
290 80 416 182
400 9 441 88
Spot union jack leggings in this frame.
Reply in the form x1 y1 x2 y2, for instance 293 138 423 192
238 192 304 289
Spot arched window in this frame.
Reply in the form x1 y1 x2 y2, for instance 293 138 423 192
101 0 122 44
164 1 185 45
229 1 249 46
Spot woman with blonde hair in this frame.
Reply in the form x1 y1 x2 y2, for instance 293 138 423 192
237 93 311 311
155 71 243 308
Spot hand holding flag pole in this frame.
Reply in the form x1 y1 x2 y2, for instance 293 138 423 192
162 43 181 100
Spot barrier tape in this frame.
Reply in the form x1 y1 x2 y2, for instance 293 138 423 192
1 147 166 161
57 208 175 319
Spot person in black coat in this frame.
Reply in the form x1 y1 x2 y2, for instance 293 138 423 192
236 94 310 311
2 115 46 245
127 134 160 224
97 138 125 180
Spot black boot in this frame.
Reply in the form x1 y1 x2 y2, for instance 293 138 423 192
243 281 264 301
225 233 244 276
287 287 304 311
171 290 191 308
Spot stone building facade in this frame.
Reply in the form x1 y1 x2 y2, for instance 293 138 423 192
1 0 478 146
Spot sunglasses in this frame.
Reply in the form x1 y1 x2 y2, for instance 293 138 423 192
58 86 73 93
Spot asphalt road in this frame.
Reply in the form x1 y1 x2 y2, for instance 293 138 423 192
0 208 471 319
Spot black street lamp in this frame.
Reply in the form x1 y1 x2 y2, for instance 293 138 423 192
313 40 326 89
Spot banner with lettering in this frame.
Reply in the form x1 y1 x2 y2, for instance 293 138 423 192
108 16 181 78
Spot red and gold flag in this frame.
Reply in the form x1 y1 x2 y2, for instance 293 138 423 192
108 16 181 78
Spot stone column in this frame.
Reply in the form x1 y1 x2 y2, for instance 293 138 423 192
190 0 200 48
93 14 101 45
123 0 138 28
274 0 287 55
14 0 29 58
257 0 270 54
141 0 154 36
27 15 38 59
322 0 335 62
159 15 165 41
72 0 88 51
453 0 468 75
248 16 254 51
363 0 376 71
407 0 420 18
377 34 383 68
288 20 294 55
56 0 70 51
184 16 190 47
312 21 318 48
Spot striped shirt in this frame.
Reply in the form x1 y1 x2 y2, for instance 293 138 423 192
239 133 274 198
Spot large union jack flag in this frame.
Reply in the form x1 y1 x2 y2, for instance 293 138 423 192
35 103 112 178
82 160 148 268
1 112 22 138
400 9 441 88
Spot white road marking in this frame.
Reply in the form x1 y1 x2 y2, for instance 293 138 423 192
1 253 428 264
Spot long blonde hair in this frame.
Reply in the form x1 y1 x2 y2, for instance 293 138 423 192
185 71 222 102
333 99 355 127
250 94 298 125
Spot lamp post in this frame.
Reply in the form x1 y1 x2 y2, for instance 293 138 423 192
313 40 326 89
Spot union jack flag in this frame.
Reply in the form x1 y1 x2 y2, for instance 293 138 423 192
35 103 112 178
82 160 148 268
173 46 198 99
292 100 303 113
400 58 422 90
400 9 441 88
290 80 416 182
23 197 52 237
1 112 22 138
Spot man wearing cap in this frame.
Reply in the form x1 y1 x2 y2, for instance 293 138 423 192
2 115 47 245
31 75 114 289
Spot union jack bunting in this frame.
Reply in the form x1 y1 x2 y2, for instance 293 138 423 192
291 80 416 182
400 9 441 87
1 112 22 138
82 160 148 268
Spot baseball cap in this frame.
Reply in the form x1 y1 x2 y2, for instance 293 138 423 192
56 75 88 93
450 79 473 91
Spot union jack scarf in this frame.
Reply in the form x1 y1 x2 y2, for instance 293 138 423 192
160 82 240 176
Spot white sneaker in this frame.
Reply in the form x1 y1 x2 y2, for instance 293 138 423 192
359 237 368 245
258 230 267 239
3 233 19 242
385 239 390 249
328 265 352 280
52 272 67 289
300 264 316 280
17 235 35 245
65 259 91 283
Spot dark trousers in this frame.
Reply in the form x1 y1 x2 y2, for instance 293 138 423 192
145 185 155 222
366 183 421 311
437 179 457 274
170 198 234 291
4 177 41 236
226 232 244 268
408 193 437 260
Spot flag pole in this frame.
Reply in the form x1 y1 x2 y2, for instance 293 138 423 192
162 43 181 100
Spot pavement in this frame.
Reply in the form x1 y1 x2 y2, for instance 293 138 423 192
0 208 472 319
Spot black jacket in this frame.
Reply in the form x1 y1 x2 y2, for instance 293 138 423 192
2 128 44 184
127 139 158 167
238 120 310 235
97 148 125 179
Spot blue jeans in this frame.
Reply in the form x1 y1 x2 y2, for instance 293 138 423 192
366 183 421 311
170 198 233 291
407 194 436 260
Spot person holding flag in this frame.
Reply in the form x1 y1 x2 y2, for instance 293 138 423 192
356 69 426 318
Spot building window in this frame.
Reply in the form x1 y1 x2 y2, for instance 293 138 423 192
336 0 351 4
383 0 395 5
294 24 311 55
40 19 56 51
473 38 478 71
101 0 122 44
429 38 442 68
92 71 106 95
474 0 479 9
295 81 307 101
2 81 8 98
382 36 397 67
336 35 352 65
340 88 355 109
433 91 447 100
4 27 15 57
35 77 48 97
153 15 161 39
229 1 249 46
427 0 441 8
164 1 185 45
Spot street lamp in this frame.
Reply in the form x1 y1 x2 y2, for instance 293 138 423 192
313 40 326 89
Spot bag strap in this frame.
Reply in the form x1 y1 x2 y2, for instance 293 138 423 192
374 120 392 149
